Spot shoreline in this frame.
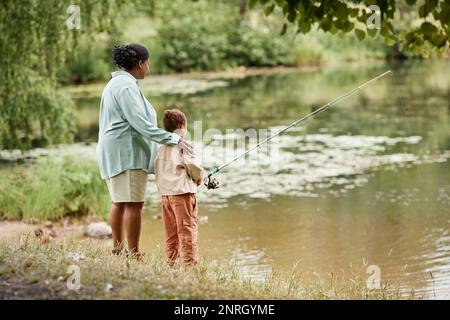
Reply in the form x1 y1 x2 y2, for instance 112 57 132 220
0 221 406 300
60 58 390 98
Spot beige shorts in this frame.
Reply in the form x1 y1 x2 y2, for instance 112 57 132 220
106 169 148 203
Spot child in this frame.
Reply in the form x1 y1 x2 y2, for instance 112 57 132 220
154 109 203 267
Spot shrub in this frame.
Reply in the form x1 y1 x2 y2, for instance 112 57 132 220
154 0 294 72
226 25 292 67
57 41 112 84
0 156 110 222
155 1 232 72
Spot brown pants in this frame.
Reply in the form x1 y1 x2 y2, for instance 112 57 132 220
161 193 198 267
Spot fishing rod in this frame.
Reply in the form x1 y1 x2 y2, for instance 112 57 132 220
204 70 392 189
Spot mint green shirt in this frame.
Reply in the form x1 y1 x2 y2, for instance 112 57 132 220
96 71 180 179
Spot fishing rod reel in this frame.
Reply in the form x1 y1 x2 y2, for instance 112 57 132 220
205 176 219 189
205 168 220 190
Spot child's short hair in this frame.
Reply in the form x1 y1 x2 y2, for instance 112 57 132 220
163 109 187 133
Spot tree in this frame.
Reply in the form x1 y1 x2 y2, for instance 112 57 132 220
0 0 131 150
249 0 449 54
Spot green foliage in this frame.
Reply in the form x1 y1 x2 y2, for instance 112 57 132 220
0 156 110 222
0 77 77 149
251 0 449 55
226 26 292 67
56 41 113 84
144 0 429 72
152 1 233 72
289 27 391 65
0 0 131 150
151 0 293 72
156 1 231 72
58 4 395 77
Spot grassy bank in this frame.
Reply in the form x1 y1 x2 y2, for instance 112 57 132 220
0 233 406 300
0 156 109 222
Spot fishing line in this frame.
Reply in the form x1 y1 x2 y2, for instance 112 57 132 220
204 70 392 189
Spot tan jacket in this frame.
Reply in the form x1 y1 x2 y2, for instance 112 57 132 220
154 144 203 195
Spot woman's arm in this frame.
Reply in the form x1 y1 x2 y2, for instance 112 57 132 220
117 85 180 145
179 144 203 184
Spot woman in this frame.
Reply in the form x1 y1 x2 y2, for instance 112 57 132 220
97 44 189 257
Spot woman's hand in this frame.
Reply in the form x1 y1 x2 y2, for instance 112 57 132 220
177 137 193 155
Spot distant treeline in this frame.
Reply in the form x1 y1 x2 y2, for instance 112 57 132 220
57 0 406 84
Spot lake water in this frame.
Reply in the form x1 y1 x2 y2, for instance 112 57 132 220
23 60 450 298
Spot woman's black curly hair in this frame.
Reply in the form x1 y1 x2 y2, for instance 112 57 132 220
112 44 149 70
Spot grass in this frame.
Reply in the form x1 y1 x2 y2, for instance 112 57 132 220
0 156 110 222
0 233 407 300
